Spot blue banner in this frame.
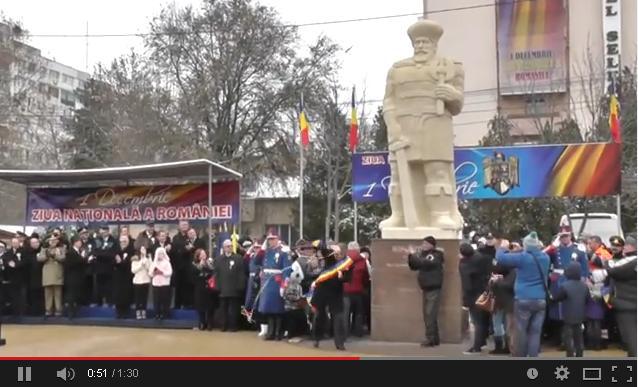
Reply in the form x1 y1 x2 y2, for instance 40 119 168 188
352 143 620 202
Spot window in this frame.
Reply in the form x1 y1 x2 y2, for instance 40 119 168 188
525 96 547 115
49 70 59 83
48 85 59 99
60 89 75 106
38 82 47 94
62 74 74 85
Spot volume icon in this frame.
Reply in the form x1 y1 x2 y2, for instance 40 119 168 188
56 368 75 381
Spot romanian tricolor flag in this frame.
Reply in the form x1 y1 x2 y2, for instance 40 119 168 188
299 95 310 148
312 257 353 286
349 86 358 152
609 94 621 143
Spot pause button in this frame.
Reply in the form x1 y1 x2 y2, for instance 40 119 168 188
18 367 32 382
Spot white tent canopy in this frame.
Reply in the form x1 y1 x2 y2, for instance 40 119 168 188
0 159 242 258
0 159 242 188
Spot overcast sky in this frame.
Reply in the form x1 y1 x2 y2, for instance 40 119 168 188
3 0 425 116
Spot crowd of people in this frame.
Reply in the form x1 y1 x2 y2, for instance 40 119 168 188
451 226 637 358
0 221 372 351
0 218 635 356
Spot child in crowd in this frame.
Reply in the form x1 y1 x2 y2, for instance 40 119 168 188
150 247 173 320
131 245 151 319
555 262 590 357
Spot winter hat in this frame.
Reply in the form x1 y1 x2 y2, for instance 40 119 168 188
459 243 474 257
523 231 542 250
565 261 581 281
558 214 572 236
609 236 625 248
423 236 437 247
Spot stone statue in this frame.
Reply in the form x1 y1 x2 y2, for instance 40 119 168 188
380 19 464 239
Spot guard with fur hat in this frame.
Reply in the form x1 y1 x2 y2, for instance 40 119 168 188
256 230 291 341
544 215 589 323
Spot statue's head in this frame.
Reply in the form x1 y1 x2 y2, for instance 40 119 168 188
408 19 443 63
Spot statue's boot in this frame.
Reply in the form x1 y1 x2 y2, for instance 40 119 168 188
380 186 404 228
425 184 462 230
432 211 459 229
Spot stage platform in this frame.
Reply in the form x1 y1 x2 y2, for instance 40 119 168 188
2 306 198 329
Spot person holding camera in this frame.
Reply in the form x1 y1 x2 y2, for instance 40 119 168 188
459 242 492 354
496 232 550 357
405 236 444 348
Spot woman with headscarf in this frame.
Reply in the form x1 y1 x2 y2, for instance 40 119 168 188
149 247 173 320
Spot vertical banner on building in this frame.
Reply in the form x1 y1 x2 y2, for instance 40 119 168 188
603 0 622 92
497 0 568 95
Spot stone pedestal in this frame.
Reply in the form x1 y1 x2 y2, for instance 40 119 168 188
370 238 462 343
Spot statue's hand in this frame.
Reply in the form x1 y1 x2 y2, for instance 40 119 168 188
435 83 461 102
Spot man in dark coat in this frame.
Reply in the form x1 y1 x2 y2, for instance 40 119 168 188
91 226 117 306
459 242 492 354
65 236 87 318
23 237 44 315
151 230 171 255
136 222 157 250
77 228 94 306
591 236 637 357
113 235 135 318
216 239 246 332
0 238 27 317
406 236 444 347
171 222 204 308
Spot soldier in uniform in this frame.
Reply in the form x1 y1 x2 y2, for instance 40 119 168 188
257 232 291 341
544 218 589 345
380 19 464 231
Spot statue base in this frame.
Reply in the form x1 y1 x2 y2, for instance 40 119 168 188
370 238 463 344
381 227 461 240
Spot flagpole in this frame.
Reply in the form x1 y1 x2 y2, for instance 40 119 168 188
299 92 305 241
616 194 621 234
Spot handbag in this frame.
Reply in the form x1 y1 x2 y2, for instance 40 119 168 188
531 253 554 303
475 290 495 312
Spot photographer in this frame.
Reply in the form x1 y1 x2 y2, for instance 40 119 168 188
496 232 550 357
405 236 444 348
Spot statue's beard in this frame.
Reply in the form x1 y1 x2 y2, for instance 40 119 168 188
414 52 433 63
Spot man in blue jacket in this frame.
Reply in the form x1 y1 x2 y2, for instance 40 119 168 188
496 232 550 357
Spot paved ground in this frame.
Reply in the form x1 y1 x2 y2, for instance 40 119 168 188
0 325 627 358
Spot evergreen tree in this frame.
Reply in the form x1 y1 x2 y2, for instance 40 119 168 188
64 79 115 168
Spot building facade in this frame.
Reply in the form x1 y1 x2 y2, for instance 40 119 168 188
422 0 636 145
0 22 89 168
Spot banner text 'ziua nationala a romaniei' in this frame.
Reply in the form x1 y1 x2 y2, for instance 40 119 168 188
26 182 240 225
352 143 621 203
